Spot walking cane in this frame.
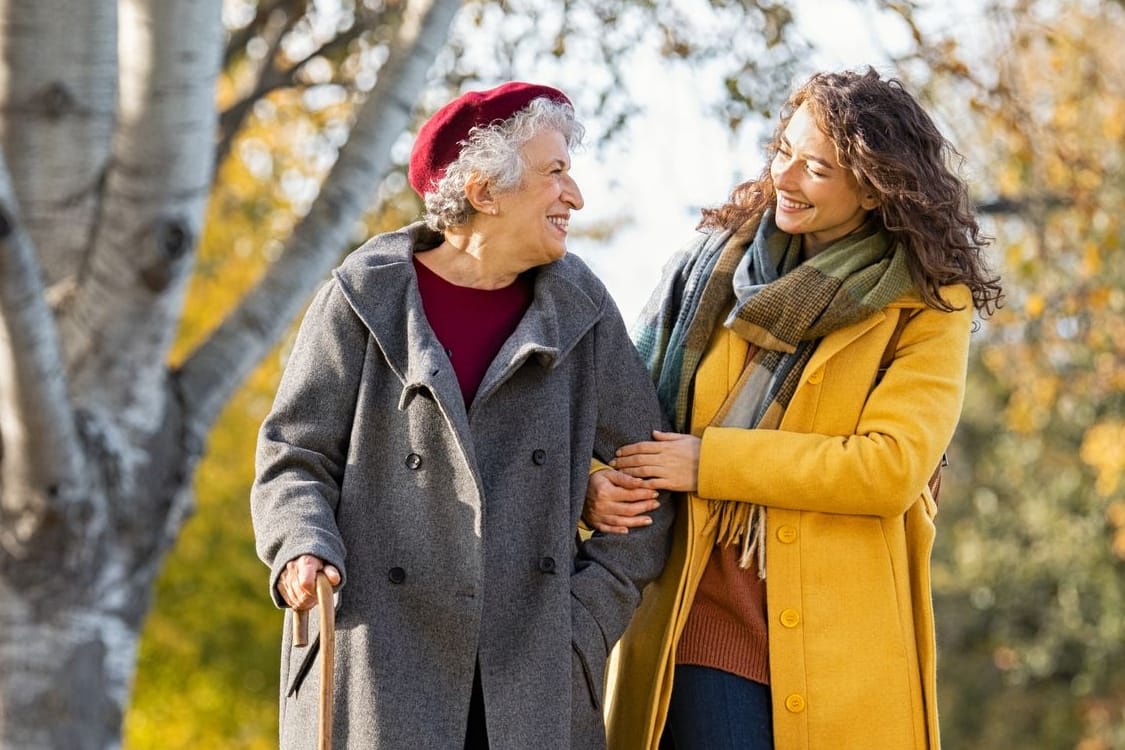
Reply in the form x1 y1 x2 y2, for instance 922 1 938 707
293 571 335 750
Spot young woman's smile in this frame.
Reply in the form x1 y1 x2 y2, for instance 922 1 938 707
770 102 878 257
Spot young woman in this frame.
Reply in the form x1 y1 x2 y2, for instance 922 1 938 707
586 68 1002 750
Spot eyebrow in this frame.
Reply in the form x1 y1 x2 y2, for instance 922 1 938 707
780 135 836 172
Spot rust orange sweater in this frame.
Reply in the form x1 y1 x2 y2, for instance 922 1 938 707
675 543 769 685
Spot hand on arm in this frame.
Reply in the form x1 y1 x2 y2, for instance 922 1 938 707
611 430 701 493
277 554 342 611
583 468 661 534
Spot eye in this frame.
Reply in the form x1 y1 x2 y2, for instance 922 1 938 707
806 164 826 177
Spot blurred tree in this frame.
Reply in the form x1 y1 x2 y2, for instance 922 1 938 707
885 1 1125 746
0 0 876 747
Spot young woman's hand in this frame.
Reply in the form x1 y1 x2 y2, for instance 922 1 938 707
611 430 701 493
583 468 661 534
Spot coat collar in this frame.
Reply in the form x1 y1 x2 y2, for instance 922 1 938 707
332 222 605 404
802 294 927 378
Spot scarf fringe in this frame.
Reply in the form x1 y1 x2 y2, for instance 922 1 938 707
712 501 768 579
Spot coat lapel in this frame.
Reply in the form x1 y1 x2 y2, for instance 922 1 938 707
802 309 886 380
471 254 602 408
331 225 605 434
331 223 470 430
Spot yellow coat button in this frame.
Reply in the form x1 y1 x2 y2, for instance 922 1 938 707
785 694 806 713
807 368 824 384
776 525 798 543
779 608 801 628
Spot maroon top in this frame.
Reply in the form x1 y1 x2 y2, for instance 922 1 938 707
413 256 534 404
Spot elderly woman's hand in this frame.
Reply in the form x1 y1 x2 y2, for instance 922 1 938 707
278 554 341 611
611 430 701 493
583 468 661 534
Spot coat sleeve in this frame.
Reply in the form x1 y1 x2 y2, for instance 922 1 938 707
570 295 676 653
697 286 974 518
250 281 365 607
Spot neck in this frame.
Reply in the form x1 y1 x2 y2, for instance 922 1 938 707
421 227 520 289
799 218 875 262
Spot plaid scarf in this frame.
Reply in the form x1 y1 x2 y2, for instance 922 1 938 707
633 210 914 572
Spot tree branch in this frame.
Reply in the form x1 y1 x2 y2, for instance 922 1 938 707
975 194 1073 216
0 0 118 289
55 0 225 431
219 0 307 141
222 0 294 71
177 0 463 434
215 69 290 172
215 21 368 172
0 156 85 558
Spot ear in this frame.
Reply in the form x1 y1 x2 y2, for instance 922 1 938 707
860 191 880 211
465 174 499 216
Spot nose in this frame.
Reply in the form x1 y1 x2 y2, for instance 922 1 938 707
562 173 584 211
772 153 798 190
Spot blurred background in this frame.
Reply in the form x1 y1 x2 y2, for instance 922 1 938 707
115 0 1125 747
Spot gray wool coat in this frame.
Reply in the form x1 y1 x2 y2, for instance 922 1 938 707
251 223 674 749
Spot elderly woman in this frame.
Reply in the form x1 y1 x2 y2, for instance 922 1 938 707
251 82 673 750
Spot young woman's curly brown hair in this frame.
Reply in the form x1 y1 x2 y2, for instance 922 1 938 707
701 67 1003 315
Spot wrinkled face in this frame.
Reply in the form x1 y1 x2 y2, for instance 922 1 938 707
770 103 878 257
493 128 584 267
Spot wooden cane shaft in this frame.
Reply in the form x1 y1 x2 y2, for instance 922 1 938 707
316 572 335 750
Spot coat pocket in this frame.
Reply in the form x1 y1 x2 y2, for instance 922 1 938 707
286 635 321 699
283 589 341 699
571 596 609 711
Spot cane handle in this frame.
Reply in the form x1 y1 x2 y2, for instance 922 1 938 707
292 570 334 648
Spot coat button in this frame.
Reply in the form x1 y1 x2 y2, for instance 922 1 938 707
779 608 801 628
807 367 824 385
388 567 406 584
531 449 547 465
537 556 557 573
776 525 798 543
785 693 806 713
404 453 422 470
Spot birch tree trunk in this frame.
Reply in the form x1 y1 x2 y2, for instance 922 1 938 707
0 0 461 746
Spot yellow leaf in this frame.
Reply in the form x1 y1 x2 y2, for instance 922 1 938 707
1080 421 1125 496
1081 242 1103 276
1107 501 1125 529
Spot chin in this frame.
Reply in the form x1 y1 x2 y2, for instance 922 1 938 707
774 216 802 236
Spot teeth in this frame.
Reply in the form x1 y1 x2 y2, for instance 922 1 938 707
548 217 569 230
780 197 811 210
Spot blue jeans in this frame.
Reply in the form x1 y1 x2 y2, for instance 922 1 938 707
660 665 774 750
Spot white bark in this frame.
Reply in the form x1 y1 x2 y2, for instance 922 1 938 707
0 2 219 747
177 0 463 432
57 0 223 441
0 155 85 559
0 0 117 290
0 581 138 750
0 0 463 747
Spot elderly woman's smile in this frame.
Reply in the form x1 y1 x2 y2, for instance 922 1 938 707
490 127 585 267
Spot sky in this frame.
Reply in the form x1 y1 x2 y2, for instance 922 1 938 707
552 0 920 322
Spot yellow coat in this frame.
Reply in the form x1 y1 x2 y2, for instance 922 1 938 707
605 286 973 750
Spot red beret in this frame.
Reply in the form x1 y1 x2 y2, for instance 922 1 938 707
408 81 571 197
